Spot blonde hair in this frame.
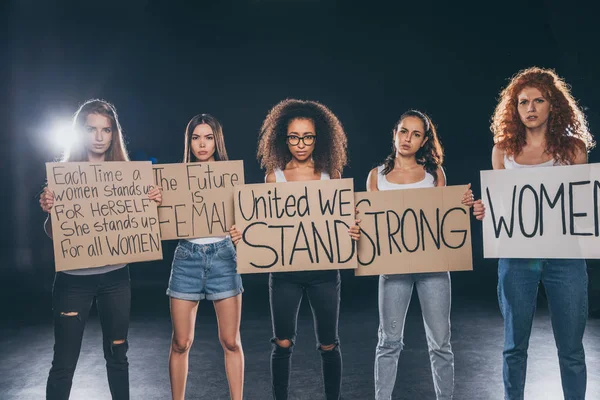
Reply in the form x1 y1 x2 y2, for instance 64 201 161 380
63 99 129 162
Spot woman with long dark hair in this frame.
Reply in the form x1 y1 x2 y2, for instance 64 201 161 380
167 114 244 400
367 110 473 400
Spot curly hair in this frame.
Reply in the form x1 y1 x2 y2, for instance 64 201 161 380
257 99 348 177
382 110 444 183
491 67 594 164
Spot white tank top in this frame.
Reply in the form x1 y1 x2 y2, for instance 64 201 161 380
372 165 435 191
273 168 331 182
503 154 558 169
187 236 226 245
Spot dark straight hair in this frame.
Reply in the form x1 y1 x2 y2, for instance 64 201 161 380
183 113 229 162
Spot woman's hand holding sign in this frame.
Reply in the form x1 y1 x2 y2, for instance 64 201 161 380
472 200 485 220
40 187 55 213
147 185 162 205
349 206 361 241
461 183 475 207
229 225 242 247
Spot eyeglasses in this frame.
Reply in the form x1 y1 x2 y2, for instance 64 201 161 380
287 135 316 146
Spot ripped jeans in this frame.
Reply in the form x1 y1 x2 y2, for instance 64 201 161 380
374 272 454 400
46 267 131 400
269 270 342 400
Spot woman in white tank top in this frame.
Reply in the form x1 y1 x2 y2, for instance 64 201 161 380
366 110 474 400
167 114 244 400
473 67 594 400
256 99 359 400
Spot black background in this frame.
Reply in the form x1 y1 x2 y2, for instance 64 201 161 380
3 0 599 312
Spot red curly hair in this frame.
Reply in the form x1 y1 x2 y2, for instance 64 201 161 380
491 67 594 164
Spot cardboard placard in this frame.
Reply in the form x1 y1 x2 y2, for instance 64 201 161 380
153 161 244 240
234 178 357 274
481 163 600 258
355 185 472 276
46 162 163 271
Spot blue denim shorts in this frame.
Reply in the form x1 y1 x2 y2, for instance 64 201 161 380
167 238 243 301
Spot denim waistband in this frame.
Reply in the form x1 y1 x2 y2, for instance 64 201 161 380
178 238 232 253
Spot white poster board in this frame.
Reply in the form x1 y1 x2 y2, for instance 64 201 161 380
481 163 600 258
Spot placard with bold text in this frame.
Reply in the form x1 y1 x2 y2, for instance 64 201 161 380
153 161 244 240
46 162 162 271
355 185 472 276
234 178 357 274
481 163 600 258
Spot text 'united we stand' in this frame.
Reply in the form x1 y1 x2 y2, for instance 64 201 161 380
234 179 357 274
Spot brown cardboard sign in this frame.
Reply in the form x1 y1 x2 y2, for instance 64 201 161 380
234 178 357 274
153 161 244 240
355 185 472 276
46 162 163 271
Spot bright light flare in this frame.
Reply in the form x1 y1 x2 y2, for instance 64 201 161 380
51 119 78 152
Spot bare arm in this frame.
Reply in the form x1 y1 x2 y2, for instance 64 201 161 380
573 140 588 165
435 166 447 187
366 168 379 192
491 145 505 170
473 146 503 220
265 171 276 183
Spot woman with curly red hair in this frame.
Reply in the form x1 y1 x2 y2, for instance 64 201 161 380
367 110 473 400
473 67 594 400
256 99 360 400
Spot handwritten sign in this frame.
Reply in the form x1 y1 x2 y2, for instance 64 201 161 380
482 163 600 258
234 178 357 274
355 185 472 276
153 161 244 240
46 162 162 271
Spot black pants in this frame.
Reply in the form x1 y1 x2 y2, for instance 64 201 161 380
46 267 131 400
269 270 342 400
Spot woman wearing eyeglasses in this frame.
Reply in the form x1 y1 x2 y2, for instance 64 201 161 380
255 99 360 400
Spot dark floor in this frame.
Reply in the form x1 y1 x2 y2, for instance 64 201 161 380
1 272 599 400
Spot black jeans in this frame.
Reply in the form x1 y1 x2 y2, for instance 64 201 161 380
46 266 131 400
269 270 342 400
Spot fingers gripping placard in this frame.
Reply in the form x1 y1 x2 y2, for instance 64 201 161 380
153 161 244 240
46 162 163 271
355 185 472 276
234 179 357 274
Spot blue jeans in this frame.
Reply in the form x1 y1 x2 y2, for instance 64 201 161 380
498 258 588 400
374 272 454 400
167 239 243 301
